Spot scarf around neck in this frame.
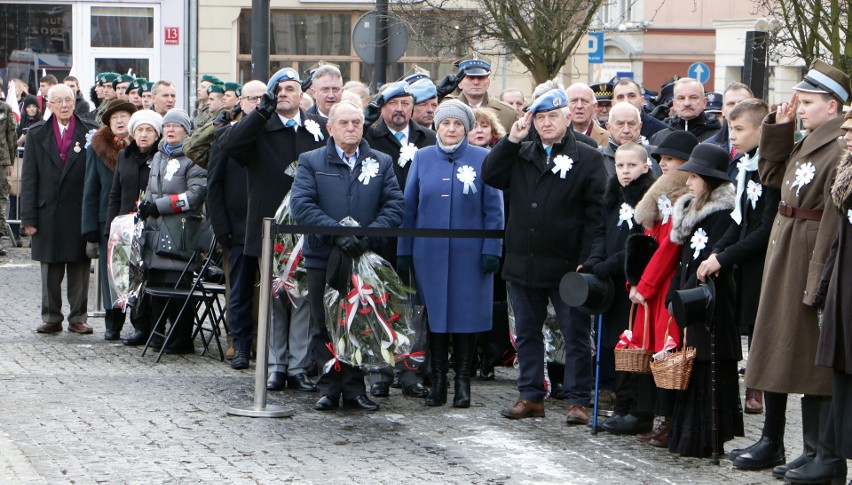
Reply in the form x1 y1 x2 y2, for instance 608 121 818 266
731 148 759 224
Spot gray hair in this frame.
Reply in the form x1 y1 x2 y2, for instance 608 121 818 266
532 78 565 100
327 100 364 124
47 83 74 100
608 102 641 124
344 80 370 97
151 80 174 95
674 78 704 96
312 65 342 81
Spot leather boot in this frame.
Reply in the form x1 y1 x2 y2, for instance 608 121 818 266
426 333 449 407
773 396 820 479
636 416 666 443
783 397 847 484
104 309 120 341
732 436 785 469
648 417 671 448
745 388 764 414
452 334 474 408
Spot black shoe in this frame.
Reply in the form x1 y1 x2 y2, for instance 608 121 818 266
343 395 380 411
231 351 249 370
370 382 390 398
783 456 847 484
732 436 785 470
391 371 402 389
104 329 121 341
551 382 564 400
601 414 653 435
479 365 495 380
729 439 765 460
774 453 817 479
147 336 165 351
0 244 6 256
164 343 195 355
426 374 448 407
123 330 148 346
287 373 317 392
266 372 287 391
314 395 339 411
402 382 429 398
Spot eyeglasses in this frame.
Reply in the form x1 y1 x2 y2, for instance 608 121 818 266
240 95 262 102
49 97 75 106
163 123 183 130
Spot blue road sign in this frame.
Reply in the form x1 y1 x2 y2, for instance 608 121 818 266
688 62 711 84
588 32 604 64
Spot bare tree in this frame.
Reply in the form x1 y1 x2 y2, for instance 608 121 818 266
395 0 605 84
754 0 851 72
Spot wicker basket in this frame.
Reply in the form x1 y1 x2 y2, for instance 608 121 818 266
650 318 696 390
614 302 652 374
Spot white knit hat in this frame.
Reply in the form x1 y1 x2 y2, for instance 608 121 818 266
128 109 164 137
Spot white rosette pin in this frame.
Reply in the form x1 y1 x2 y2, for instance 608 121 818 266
791 162 816 197
690 227 708 260
658 195 673 225
617 203 635 229
551 154 574 179
746 180 762 209
848 209 852 224
165 158 180 181
303 119 324 142
398 143 417 168
358 157 379 185
456 165 477 194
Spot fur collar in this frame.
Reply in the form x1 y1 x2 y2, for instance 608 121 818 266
634 170 691 229
605 171 657 210
90 126 126 171
831 150 852 211
670 183 736 243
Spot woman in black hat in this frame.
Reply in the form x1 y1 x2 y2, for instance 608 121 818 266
665 143 743 458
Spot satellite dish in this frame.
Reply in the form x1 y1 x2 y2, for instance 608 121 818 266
352 11 409 65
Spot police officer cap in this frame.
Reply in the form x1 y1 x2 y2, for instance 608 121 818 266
267 67 300 91
223 82 242 96
378 81 412 106
410 79 437 104
201 74 224 85
590 83 614 103
112 74 135 89
454 57 491 77
658 82 675 103
525 89 568 114
793 59 851 103
704 92 723 114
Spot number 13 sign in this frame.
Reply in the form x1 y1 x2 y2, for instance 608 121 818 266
164 27 179 45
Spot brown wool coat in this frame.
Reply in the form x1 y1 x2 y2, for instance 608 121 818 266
745 113 844 396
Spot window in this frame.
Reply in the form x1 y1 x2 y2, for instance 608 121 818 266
91 7 154 48
0 4 73 93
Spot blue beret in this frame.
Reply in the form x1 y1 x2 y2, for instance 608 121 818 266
526 89 568 114
404 72 431 84
267 68 300 91
379 81 412 106
456 58 491 76
409 79 437 104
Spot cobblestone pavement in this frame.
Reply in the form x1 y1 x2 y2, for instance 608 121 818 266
0 241 845 484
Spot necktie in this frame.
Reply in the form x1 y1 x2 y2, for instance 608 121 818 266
394 131 405 144
285 119 296 128
729 143 737 160
544 146 552 157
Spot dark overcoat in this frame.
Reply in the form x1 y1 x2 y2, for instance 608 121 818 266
20 113 98 263
481 129 606 288
207 124 248 247
218 109 327 258
106 140 158 230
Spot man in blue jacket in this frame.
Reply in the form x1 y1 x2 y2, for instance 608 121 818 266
290 100 405 411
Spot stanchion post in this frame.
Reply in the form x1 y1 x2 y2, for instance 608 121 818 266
88 258 106 318
227 218 294 418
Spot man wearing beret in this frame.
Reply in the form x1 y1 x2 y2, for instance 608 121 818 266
452 57 517 133
94 73 120 125
363 80 436 398
483 88 606 425
734 60 849 483
113 74 135 102
219 67 327 393
195 74 223 127
124 78 146 110
206 84 227 121
221 82 242 113
406 74 439 130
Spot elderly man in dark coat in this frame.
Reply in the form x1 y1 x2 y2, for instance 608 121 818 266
21 83 98 334
218 68 327 392
482 88 606 425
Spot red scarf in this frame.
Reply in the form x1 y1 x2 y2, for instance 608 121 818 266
52 114 77 164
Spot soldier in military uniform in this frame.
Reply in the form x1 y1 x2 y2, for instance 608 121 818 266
194 74 223 127
113 74 135 102
452 57 517 133
94 73 120 125
0 100 17 255
221 82 242 113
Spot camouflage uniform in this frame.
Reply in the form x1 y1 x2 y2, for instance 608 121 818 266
0 103 18 239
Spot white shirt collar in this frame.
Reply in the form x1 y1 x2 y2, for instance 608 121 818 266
335 145 359 170
277 111 302 128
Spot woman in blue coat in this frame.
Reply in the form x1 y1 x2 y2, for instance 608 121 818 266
398 100 504 408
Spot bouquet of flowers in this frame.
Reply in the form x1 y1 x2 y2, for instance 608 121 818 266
323 250 418 373
272 193 308 304
107 212 146 312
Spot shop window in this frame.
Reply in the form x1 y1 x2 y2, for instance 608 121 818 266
0 3 72 93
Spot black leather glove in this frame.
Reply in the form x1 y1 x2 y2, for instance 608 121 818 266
577 261 597 274
364 101 382 129
335 236 368 259
481 254 500 274
138 201 160 219
301 76 313 93
811 279 830 310
435 68 465 99
593 259 618 279
137 200 152 218
397 255 413 275
256 82 280 120
84 231 100 243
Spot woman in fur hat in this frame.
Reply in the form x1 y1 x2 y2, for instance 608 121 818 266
625 130 698 447
665 143 743 457
82 99 137 340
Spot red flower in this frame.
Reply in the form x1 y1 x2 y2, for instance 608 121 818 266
274 243 285 253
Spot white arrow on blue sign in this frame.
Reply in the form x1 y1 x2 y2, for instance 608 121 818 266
688 62 711 84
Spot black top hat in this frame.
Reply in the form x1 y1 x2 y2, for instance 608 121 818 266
669 278 715 327
559 272 614 315
677 143 730 182
651 130 699 162
101 99 137 125
625 234 659 286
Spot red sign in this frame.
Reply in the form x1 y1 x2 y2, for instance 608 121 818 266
164 27 179 45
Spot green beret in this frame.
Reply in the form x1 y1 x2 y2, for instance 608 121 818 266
126 77 148 94
112 74 136 89
98 73 119 86
138 82 154 95
207 84 225 95
201 74 224 85
223 82 242 96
